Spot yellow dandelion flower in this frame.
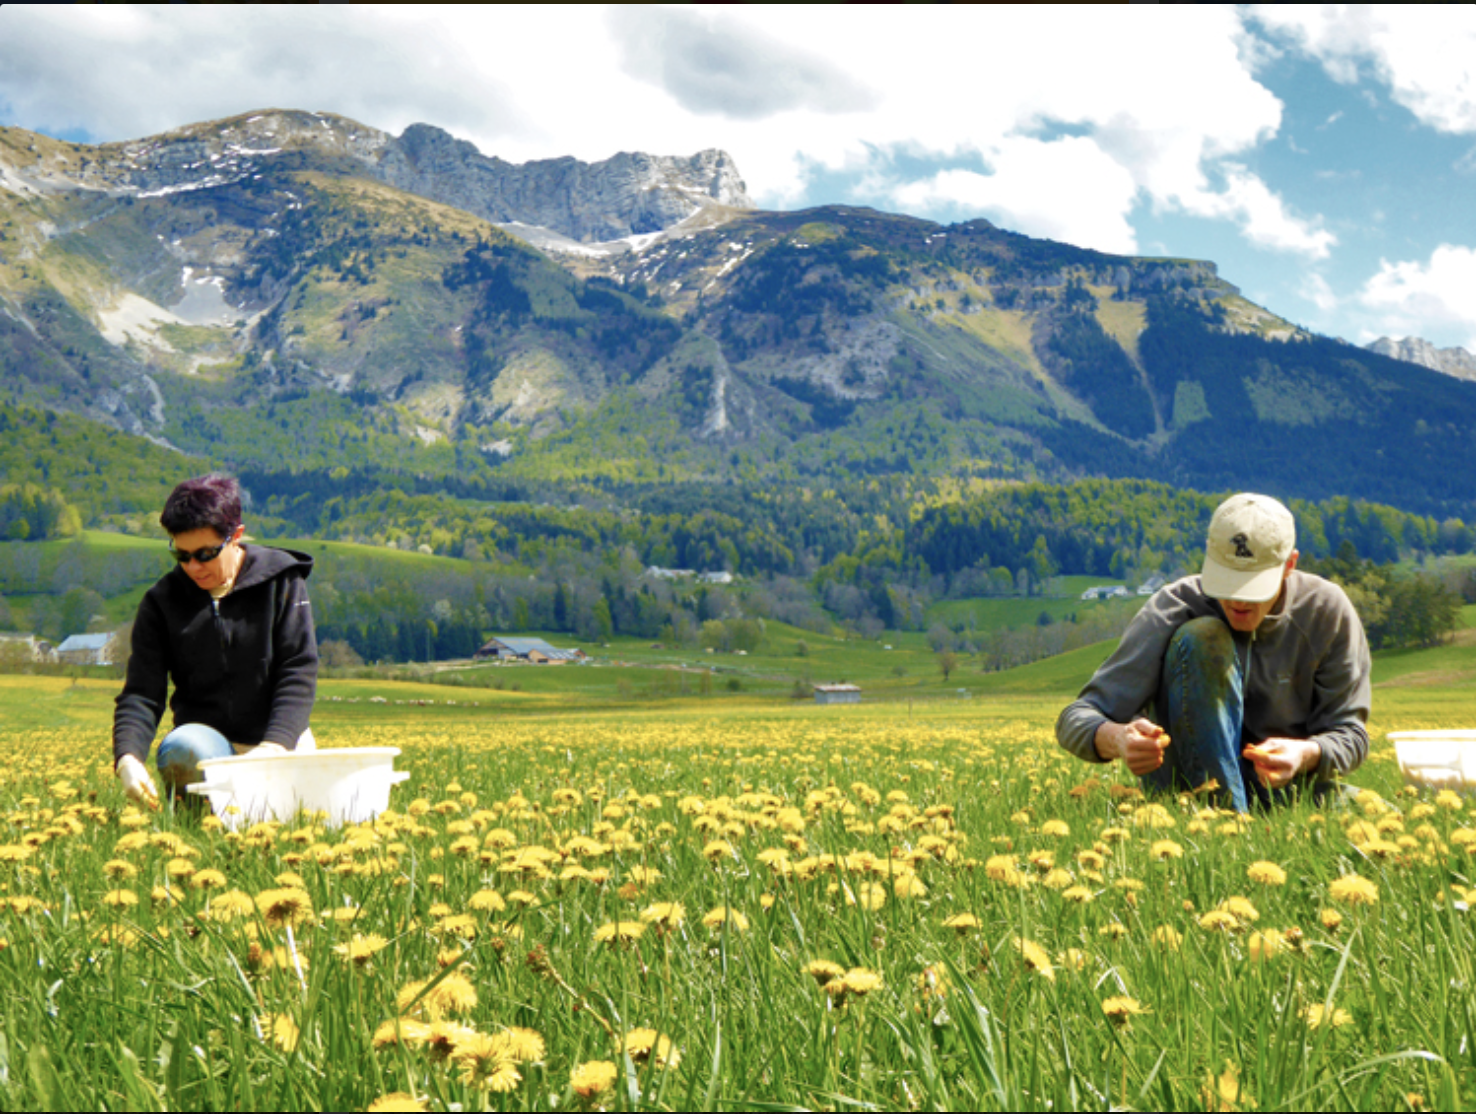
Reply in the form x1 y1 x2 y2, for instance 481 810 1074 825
1040 819 1070 838
191 869 228 890
640 902 685 929
570 1060 618 1098
261 1012 299 1052
1328 874 1379 907
1151 926 1183 952
1061 885 1095 904
1101 996 1148 1027
452 1032 523 1092
1099 922 1130 940
371 1018 431 1050
1436 790 1464 812
255 887 314 928
1013 937 1055 981
701 906 749 932
468 889 506 913
1218 896 1260 924
1198 910 1241 932
1246 861 1287 886
703 839 737 863
102 859 138 880
621 1028 679 1068
943 912 980 935
593 920 645 945
366 1093 427 1113
209 889 256 920
1041 867 1074 889
1320 908 1344 931
1246 930 1286 962
102 889 138 908
804 959 845 985
841 967 883 996
435 914 479 940
150 886 179 907
1301 1003 1353 1029
1150 840 1184 861
397 972 478 1018
333 933 389 966
1203 1062 1252 1112
1077 849 1107 871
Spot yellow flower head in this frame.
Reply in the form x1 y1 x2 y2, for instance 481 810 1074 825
593 920 646 945
621 1028 679 1068
255 887 314 928
701 906 750 932
366 1093 427 1113
333 933 389 967
1013 937 1055 981
260 1012 299 1052
1150 840 1184 861
943 912 980 935
1301 1003 1353 1030
640 902 685 930
1329 874 1379 907
397 972 478 1018
1246 861 1287 886
1101 996 1148 1027
570 1060 618 1098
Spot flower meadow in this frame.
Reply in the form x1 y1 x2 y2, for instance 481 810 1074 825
1 687 1475 1111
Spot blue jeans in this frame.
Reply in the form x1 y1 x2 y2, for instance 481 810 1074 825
1141 616 1281 812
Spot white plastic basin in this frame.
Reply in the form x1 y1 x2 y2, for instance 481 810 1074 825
1390 730 1476 792
186 746 410 828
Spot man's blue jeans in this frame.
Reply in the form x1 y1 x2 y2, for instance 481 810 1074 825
1141 616 1279 812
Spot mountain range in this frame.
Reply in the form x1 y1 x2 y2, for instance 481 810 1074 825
2 108 1474 517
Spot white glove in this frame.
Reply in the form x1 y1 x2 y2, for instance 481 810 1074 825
245 742 288 757
117 754 159 809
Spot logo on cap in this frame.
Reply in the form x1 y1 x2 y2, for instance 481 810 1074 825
1232 533 1253 559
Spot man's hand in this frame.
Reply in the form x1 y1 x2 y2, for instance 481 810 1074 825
1095 718 1170 776
244 742 288 758
116 754 159 809
1243 737 1320 789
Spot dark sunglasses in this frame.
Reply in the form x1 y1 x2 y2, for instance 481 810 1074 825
169 540 232 565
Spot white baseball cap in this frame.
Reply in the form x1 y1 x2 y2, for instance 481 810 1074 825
1201 493 1296 602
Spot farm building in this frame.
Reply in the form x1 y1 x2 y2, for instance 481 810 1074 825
814 683 861 705
474 637 587 663
54 632 116 666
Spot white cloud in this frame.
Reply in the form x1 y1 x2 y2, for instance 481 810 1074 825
1253 7 1476 133
1356 245 1476 349
893 137 1139 255
1183 165 1336 258
1299 273 1339 312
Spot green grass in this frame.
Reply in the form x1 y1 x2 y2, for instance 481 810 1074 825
2 636 1476 1110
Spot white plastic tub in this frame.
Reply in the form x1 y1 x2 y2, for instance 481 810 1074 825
186 747 409 829
1390 730 1476 792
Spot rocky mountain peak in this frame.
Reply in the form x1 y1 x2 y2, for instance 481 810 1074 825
373 123 752 243
1366 336 1476 382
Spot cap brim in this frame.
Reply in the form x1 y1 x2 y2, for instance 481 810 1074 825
1201 557 1284 603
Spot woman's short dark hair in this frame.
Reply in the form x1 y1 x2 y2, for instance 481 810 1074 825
160 474 241 538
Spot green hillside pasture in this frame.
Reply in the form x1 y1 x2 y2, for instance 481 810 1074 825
926 584 1144 631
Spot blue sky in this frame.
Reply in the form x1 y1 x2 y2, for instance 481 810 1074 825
3 5 1474 350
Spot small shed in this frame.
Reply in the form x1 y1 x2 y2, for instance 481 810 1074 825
814 683 861 705
55 632 115 666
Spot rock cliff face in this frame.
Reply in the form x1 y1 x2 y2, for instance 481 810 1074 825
374 124 751 243
1366 336 1476 382
0 110 751 244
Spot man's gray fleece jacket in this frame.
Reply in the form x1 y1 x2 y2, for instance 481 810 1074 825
1055 570 1371 781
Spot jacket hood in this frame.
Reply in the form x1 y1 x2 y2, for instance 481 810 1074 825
170 543 312 595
